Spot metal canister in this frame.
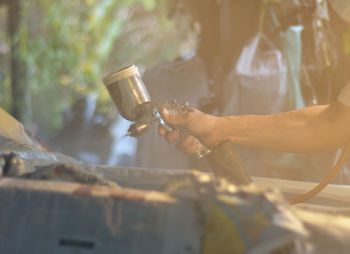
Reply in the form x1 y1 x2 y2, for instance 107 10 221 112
103 65 151 121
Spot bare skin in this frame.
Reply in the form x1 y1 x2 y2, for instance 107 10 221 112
158 101 350 155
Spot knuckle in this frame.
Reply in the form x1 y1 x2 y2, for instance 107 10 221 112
166 137 174 144
166 131 178 144
184 146 196 155
158 127 165 136
183 136 194 146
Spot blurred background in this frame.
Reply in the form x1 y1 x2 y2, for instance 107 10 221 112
0 0 197 166
2 0 350 183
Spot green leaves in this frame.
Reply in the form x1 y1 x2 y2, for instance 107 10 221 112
141 0 157 10
6 0 192 136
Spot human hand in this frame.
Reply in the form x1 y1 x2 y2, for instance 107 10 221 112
158 108 223 155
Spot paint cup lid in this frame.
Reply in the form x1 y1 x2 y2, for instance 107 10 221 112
103 65 140 86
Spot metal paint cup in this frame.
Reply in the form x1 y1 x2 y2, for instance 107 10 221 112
103 65 151 121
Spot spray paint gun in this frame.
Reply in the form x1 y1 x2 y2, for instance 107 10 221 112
103 65 252 185
103 65 210 158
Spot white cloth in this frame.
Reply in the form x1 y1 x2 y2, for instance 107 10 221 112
337 83 350 107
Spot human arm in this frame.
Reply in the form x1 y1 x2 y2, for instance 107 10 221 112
218 101 350 152
159 101 350 154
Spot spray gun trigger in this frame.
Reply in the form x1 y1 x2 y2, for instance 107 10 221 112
152 110 172 132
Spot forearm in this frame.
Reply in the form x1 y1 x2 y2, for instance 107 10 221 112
217 103 350 153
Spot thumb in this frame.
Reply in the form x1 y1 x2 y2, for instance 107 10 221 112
160 108 187 127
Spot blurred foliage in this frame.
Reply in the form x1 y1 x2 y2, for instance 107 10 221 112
0 0 195 136
0 7 10 113
343 24 350 56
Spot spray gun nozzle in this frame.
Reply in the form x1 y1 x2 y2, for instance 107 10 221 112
127 122 152 137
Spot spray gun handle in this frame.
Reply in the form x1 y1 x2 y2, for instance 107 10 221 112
163 123 211 158
154 102 212 158
193 139 212 158
159 118 211 158
155 105 251 185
